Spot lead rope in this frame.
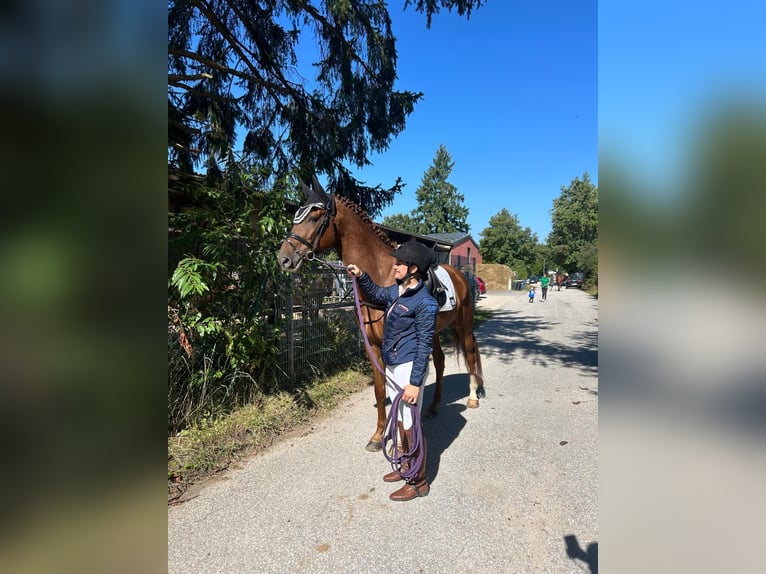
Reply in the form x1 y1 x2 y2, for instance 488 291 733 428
316 259 424 481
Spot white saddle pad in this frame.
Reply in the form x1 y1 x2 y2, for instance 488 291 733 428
433 265 456 312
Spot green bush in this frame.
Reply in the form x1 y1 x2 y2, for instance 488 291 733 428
168 172 366 434
168 172 294 433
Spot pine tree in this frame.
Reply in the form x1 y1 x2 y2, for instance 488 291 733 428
168 0 485 217
379 145 470 234
414 145 470 233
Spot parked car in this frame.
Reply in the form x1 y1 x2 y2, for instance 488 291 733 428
565 272 584 289
475 276 486 295
528 275 539 284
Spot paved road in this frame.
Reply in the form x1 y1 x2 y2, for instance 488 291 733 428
168 287 599 573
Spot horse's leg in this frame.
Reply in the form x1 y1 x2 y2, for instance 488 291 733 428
470 333 485 400
464 341 480 407
459 309 483 409
426 335 445 418
365 344 387 452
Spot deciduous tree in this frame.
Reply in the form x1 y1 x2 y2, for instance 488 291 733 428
547 172 598 278
381 212 422 233
479 208 539 278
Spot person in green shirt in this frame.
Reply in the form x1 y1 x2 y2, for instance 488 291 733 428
540 275 550 301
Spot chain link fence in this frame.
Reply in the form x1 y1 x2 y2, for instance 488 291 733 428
272 268 363 385
266 269 365 387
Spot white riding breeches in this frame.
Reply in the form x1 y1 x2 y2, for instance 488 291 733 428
385 361 427 430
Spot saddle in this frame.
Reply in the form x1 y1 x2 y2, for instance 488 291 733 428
425 266 454 310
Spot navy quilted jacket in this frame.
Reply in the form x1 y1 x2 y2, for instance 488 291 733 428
357 273 438 387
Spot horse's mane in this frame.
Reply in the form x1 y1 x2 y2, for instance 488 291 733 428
336 195 397 249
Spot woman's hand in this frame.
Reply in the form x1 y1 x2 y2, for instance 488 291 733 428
402 384 420 405
346 264 362 277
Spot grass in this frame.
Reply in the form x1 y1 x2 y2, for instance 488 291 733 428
473 306 493 322
168 366 371 503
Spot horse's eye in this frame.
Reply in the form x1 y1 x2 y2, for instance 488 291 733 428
308 216 319 223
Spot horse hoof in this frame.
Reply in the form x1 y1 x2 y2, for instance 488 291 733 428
365 440 382 452
466 399 480 409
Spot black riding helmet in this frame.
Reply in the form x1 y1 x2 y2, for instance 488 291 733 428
391 242 435 278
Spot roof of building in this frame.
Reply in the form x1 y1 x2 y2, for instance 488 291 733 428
376 224 453 254
426 232 476 245
373 226 480 256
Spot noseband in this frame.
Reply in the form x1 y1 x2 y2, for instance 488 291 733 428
284 196 336 261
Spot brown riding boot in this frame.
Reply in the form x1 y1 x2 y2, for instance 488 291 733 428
389 429 429 501
383 468 405 482
383 422 408 482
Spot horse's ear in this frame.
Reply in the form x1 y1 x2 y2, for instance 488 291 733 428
300 180 312 200
311 174 329 200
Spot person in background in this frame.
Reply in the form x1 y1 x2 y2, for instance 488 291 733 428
528 285 536 303
540 274 550 301
346 241 437 502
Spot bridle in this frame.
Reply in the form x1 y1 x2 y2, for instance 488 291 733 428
283 196 336 263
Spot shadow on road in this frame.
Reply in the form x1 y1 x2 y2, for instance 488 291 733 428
564 534 598 573
423 402 466 484
413 305 598 484
420 374 470 484
475 308 598 376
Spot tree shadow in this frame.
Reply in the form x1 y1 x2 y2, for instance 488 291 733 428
474 308 598 376
564 534 598 573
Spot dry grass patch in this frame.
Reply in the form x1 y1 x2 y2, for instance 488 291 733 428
168 367 370 503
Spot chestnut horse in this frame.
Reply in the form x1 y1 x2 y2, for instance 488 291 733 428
278 178 484 452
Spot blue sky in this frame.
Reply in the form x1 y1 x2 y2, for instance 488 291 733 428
346 1 597 243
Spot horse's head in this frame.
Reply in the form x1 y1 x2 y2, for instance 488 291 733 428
278 175 337 271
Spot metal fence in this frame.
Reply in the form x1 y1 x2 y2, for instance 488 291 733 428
450 254 476 275
273 268 364 385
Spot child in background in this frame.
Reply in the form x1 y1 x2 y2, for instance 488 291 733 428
528 285 535 303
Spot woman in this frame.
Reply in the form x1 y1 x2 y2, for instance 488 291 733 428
346 241 438 501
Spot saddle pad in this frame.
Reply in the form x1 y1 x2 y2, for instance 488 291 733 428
433 265 456 312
